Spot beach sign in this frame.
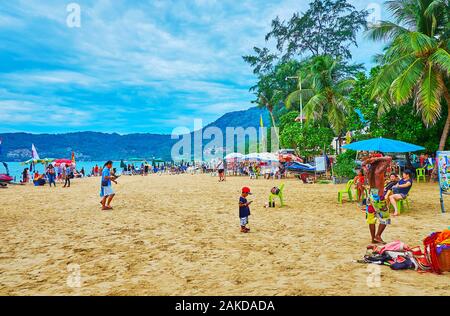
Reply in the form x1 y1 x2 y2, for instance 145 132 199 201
437 151 450 213
314 156 327 172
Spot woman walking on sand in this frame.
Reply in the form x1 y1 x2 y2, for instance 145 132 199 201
47 164 56 187
100 161 118 210
216 158 225 182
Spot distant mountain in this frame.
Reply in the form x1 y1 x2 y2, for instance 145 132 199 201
0 107 270 162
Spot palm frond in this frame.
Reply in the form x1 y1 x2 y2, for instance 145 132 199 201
304 94 327 121
366 21 410 42
385 0 419 28
430 48 450 76
415 63 444 125
390 57 425 104
327 95 347 133
285 89 315 109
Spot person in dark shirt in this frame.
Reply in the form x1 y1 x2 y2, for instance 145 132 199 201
239 187 252 233
389 170 413 216
383 173 399 204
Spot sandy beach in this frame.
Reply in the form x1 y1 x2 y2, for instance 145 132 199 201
0 174 449 296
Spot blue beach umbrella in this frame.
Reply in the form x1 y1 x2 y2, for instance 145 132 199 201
343 137 425 153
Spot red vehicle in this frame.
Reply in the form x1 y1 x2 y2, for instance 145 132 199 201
0 162 13 187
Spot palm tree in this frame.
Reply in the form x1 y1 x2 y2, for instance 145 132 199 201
367 0 450 150
285 55 354 133
256 89 283 143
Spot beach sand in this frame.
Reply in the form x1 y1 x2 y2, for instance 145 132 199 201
0 174 449 296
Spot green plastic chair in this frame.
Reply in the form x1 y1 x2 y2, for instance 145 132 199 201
338 180 354 204
269 183 285 207
416 168 426 183
389 196 410 214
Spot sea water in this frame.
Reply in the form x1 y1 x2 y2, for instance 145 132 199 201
2 161 122 181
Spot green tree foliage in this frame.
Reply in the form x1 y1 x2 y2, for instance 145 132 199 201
248 60 305 125
345 70 449 153
367 0 450 150
279 111 335 158
285 55 355 133
333 150 357 178
266 0 368 61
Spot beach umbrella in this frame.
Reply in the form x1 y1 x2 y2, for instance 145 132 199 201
53 159 74 167
258 152 279 162
342 137 425 153
244 153 262 161
225 153 244 160
54 159 73 164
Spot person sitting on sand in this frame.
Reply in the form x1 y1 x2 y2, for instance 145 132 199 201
389 170 413 216
239 187 252 233
353 169 365 203
33 171 46 186
100 161 118 211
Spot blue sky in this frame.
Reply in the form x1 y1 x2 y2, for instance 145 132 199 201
0 0 387 134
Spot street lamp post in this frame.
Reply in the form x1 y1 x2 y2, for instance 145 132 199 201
286 76 303 127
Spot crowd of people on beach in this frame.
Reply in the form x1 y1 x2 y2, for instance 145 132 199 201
21 164 86 188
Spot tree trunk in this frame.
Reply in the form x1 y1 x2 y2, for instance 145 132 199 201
438 87 450 151
430 88 450 183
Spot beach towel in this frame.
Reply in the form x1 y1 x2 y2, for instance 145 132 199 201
435 230 450 245
379 240 408 254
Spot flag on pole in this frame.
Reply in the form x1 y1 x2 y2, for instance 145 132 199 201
260 114 264 128
31 144 40 160
71 151 76 164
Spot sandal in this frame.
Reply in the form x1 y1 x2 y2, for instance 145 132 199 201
374 238 387 245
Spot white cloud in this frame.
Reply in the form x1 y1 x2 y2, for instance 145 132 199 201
0 0 385 133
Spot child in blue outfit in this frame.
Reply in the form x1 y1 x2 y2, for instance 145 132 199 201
239 187 252 233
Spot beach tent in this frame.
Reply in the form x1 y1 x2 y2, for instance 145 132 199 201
342 137 424 153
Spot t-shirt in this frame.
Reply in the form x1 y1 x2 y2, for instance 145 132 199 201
217 161 224 170
354 175 365 185
396 179 412 196
101 167 111 187
384 180 398 192
239 196 251 218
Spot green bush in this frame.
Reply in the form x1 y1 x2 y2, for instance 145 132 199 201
333 150 357 178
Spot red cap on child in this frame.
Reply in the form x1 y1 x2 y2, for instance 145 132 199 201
242 187 252 194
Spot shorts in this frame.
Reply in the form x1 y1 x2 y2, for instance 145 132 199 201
218 169 224 174
100 186 115 197
240 217 248 226
366 210 391 225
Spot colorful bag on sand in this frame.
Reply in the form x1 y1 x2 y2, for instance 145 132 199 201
423 232 442 274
